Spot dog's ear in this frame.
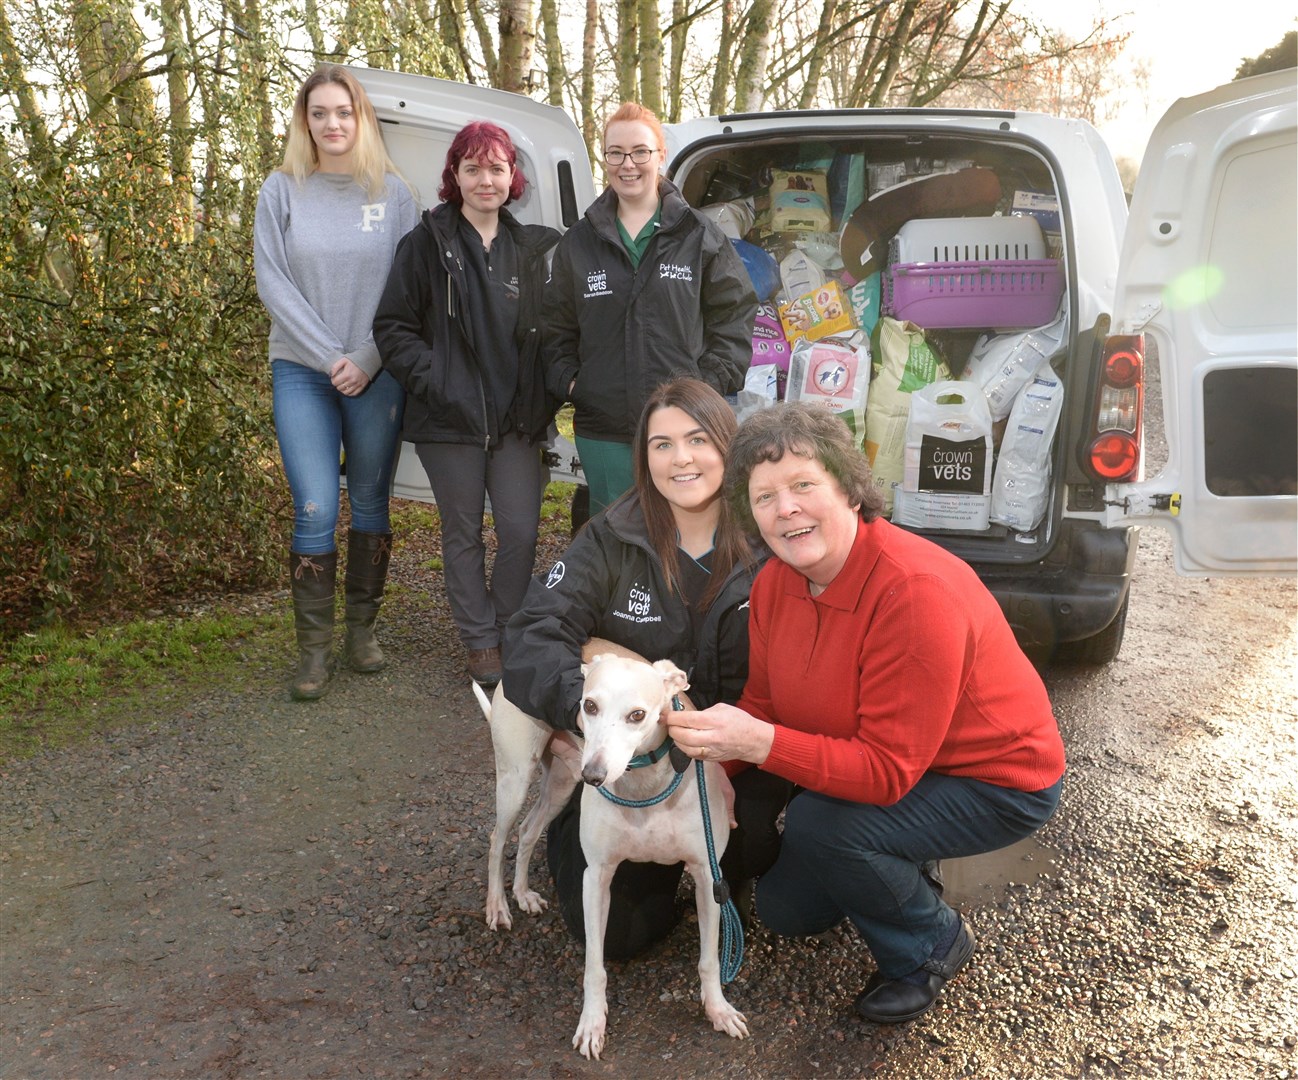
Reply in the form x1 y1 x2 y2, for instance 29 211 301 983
651 659 689 700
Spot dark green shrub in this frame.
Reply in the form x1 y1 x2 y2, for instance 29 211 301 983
0 122 288 629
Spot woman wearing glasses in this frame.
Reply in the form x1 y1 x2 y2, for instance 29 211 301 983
544 103 757 516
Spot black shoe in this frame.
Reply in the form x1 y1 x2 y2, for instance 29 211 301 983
854 916 975 1024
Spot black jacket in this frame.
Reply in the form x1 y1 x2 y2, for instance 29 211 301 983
542 179 757 443
374 202 561 446
502 493 767 732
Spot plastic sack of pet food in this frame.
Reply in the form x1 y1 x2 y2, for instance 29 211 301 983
700 197 755 240
786 333 871 439
735 364 782 423
778 248 826 301
892 380 994 531
734 239 781 301
991 367 1065 531
864 317 946 514
750 302 791 385
961 308 1067 421
845 273 882 337
778 279 857 344
768 169 831 232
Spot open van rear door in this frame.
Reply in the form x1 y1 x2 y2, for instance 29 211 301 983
1107 70 1297 574
349 68 596 497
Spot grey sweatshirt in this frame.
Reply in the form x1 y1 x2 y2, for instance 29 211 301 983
253 169 419 379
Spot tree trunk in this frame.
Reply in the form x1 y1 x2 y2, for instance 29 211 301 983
581 0 598 160
867 0 918 107
733 0 774 112
539 0 566 106
465 0 499 85
497 0 535 93
708 0 735 115
797 0 841 108
636 0 662 115
666 0 687 122
616 0 638 102
0 2 54 165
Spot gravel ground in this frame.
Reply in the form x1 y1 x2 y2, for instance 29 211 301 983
1 518 1295 1079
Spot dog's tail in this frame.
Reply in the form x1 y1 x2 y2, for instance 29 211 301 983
470 679 493 721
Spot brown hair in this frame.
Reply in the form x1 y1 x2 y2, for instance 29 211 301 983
626 378 753 610
725 403 885 534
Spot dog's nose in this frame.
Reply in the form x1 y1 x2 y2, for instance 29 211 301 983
582 765 606 787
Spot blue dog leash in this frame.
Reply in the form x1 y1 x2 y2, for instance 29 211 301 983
594 696 745 983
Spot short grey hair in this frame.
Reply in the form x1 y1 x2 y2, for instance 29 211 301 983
724 403 885 534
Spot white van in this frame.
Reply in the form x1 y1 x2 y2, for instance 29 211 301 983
354 67 1297 663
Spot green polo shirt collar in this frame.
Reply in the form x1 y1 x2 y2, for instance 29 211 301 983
616 202 662 268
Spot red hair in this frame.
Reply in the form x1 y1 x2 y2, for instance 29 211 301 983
603 102 666 151
438 121 527 206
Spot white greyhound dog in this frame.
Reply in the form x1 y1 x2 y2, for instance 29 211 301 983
472 638 749 1059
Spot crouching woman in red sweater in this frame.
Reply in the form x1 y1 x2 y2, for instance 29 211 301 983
668 402 1065 1025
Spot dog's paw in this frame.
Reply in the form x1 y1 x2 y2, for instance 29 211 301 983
514 888 548 915
706 1000 749 1039
484 899 513 931
572 1012 607 1060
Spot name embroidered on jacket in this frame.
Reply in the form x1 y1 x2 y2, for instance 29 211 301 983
658 261 694 282
583 269 611 298
545 562 566 588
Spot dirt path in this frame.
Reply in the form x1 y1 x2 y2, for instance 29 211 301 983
2 532 1296 1079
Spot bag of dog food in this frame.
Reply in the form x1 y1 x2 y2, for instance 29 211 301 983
864 317 946 513
769 169 831 232
892 380 994 531
991 367 1065 531
778 279 857 344
961 308 1068 420
778 248 826 301
751 302 791 386
786 334 871 439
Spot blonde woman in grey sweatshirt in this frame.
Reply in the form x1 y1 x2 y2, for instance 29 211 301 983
254 65 418 701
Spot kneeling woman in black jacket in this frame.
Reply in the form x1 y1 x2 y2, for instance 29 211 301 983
375 122 560 689
503 377 792 958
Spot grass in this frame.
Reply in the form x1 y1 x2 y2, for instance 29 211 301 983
0 606 292 760
0 481 580 762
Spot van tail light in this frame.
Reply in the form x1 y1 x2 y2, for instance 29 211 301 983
1087 334 1144 482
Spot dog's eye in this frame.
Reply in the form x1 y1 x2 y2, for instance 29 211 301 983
627 709 646 723
583 698 598 715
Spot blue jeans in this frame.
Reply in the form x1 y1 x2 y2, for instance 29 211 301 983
272 360 405 554
756 773 1062 978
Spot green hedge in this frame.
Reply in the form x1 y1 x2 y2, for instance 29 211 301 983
0 125 287 629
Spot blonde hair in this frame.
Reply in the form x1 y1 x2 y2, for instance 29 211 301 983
603 102 666 152
279 65 398 199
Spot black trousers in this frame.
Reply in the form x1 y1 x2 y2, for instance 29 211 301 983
546 767 794 960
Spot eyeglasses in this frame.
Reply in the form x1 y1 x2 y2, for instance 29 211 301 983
603 147 658 166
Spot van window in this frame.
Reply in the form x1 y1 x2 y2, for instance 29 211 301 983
1208 139 1298 330
1203 367 1298 497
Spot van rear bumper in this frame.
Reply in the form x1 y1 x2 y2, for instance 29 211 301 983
971 522 1139 653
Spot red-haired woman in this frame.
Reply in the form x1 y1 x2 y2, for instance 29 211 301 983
375 121 560 687
544 102 757 518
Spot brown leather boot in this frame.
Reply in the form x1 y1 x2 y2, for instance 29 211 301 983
289 550 336 701
343 530 392 673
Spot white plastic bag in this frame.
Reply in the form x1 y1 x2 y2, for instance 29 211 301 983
736 364 782 423
990 367 1065 531
892 380 993 531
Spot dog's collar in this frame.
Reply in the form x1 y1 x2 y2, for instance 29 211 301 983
627 735 675 769
625 696 686 769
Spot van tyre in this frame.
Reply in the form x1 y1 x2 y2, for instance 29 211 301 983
1055 593 1130 666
